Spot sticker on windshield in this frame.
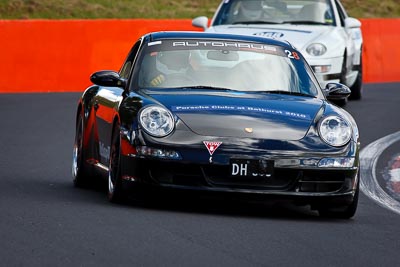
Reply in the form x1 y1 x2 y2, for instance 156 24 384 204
148 41 162 46
144 40 291 58
172 41 277 52
285 50 300 60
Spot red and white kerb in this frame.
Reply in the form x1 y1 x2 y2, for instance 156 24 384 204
203 141 222 163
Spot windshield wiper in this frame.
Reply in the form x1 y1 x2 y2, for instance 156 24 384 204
282 20 330 25
258 90 316 98
175 85 236 91
233 20 282 25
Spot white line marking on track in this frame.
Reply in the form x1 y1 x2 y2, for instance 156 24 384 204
360 131 400 215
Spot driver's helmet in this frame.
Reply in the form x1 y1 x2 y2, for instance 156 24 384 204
238 0 264 20
156 50 191 75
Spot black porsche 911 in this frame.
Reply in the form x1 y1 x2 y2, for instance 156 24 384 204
72 31 360 218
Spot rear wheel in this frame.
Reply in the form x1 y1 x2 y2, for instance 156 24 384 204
72 112 91 187
318 180 359 219
108 122 125 203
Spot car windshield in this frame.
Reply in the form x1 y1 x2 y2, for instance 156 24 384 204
213 0 335 26
134 39 320 96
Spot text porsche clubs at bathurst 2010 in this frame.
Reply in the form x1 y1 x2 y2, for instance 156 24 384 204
72 31 360 219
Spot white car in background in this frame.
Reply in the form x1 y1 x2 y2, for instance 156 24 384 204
193 0 363 100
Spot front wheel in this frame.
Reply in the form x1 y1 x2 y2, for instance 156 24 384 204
318 181 359 219
108 122 125 203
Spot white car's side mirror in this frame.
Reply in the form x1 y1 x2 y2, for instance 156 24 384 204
192 16 209 30
345 17 361 29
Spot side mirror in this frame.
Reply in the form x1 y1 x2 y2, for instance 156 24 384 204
90 71 126 88
192 16 209 31
345 17 361 29
324 82 351 101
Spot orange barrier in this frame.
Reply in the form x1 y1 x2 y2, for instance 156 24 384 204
360 18 400 83
0 19 399 93
0 19 199 93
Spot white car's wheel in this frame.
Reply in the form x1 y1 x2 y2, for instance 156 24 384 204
334 55 349 106
349 55 363 100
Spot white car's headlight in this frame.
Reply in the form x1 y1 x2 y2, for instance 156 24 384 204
318 116 352 147
139 105 174 137
306 43 327 56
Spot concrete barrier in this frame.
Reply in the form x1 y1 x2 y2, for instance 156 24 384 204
0 18 398 93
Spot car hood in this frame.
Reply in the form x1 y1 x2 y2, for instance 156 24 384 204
146 91 323 140
208 24 335 51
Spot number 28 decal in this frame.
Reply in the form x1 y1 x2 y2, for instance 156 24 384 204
285 50 300 60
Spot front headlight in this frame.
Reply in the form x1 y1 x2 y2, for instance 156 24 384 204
139 105 174 137
318 116 352 147
306 43 327 56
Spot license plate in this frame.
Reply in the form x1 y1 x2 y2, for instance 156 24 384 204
230 159 274 178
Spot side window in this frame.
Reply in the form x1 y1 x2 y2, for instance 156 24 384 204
335 0 347 27
119 40 142 80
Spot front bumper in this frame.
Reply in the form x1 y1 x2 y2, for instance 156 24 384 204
118 123 360 205
120 153 359 205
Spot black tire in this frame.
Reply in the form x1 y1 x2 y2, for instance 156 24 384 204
318 180 359 219
349 55 363 100
72 112 91 187
108 122 125 203
334 55 348 107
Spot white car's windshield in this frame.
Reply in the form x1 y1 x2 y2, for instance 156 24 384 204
213 0 335 26
135 39 320 97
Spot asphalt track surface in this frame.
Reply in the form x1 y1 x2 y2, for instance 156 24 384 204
1 83 400 266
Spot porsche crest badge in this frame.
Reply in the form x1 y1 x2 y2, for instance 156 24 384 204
203 141 222 163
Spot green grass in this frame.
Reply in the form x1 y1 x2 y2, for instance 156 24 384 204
0 0 398 19
341 0 400 18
